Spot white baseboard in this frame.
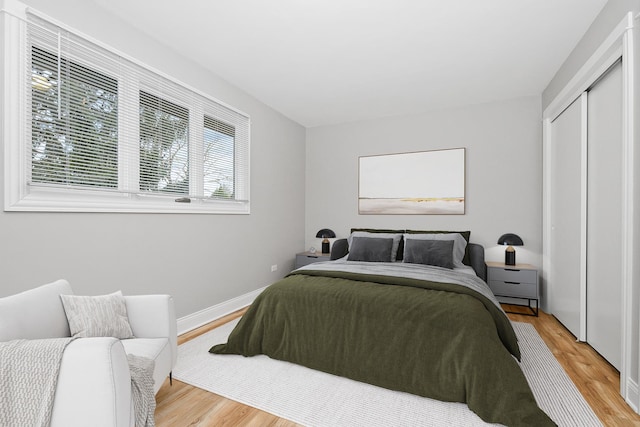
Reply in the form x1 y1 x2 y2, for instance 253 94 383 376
626 377 640 413
177 286 267 335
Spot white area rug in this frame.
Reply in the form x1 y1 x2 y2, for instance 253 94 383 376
173 320 602 426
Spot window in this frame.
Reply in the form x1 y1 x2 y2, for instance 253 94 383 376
31 46 119 190
139 91 190 195
3 5 250 213
204 116 235 199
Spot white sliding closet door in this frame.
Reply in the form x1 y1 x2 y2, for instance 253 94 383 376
549 96 584 339
586 60 623 371
543 12 634 405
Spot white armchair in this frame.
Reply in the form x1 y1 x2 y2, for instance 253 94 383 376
0 279 177 427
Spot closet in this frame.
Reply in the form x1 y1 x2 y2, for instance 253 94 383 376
548 60 623 371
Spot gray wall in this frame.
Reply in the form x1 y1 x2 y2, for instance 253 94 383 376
305 95 543 280
0 0 306 318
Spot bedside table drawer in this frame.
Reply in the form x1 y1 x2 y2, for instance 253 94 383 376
295 253 330 269
488 268 537 284
489 280 537 299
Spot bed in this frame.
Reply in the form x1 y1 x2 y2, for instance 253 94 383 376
211 229 554 426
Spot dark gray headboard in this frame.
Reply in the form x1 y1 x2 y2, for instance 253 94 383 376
330 238 487 282
467 243 486 282
330 239 349 260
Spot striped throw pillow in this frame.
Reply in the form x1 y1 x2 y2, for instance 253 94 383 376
60 291 134 338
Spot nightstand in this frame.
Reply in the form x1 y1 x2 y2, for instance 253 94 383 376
486 261 539 316
295 251 331 269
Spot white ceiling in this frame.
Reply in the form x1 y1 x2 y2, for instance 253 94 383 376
92 0 608 128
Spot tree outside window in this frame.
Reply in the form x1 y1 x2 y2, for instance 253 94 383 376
31 47 118 189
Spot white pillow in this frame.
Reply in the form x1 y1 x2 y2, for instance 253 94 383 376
60 291 134 339
402 233 467 268
348 231 403 262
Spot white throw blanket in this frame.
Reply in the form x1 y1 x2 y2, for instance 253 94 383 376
128 354 156 427
0 338 75 427
0 339 156 427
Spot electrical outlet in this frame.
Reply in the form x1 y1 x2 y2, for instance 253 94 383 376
271 264 278 272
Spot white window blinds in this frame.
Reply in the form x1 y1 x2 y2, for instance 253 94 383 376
11 10 250 213
204 115 235 199
139 91 190 195
28 23 120 190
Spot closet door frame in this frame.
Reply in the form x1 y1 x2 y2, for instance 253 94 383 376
543 12 637 409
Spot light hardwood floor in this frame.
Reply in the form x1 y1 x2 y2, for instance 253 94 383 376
155 305 640 426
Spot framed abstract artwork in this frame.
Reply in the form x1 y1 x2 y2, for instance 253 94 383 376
358 148 465 215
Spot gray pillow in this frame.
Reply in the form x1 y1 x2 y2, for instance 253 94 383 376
403 239 454 269
60 291 134 338
348 231 403 261
402 233 467 268
347 237 394 262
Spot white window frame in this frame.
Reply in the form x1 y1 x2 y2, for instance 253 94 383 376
1 0 250 214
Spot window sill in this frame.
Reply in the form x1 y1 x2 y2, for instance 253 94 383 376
4 188 250 214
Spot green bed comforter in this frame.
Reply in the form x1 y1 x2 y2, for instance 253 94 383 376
211 264 554 426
